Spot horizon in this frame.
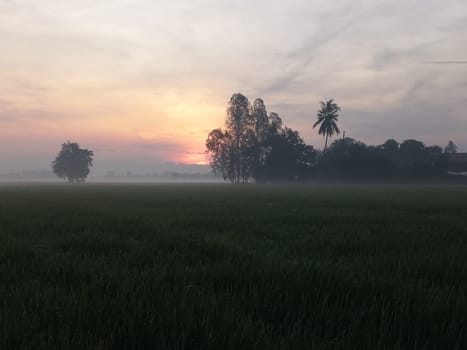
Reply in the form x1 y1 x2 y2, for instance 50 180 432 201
1 0 466 174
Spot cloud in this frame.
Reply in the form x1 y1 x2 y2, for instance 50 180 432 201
132 140 184 153
371 39 444 70
257 21 356 95
429 60 467 65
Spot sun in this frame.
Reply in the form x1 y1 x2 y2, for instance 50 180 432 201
176 152 210 165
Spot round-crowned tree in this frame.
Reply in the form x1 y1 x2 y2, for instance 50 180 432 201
52 141 94 182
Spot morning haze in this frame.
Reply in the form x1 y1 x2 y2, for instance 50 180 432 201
0 0 466 176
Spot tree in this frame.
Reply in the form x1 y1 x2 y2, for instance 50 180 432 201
259 128 316 182
444 140 457 154
206 129 236 182
225 93 253 183
207 93 318 183
251 98 269 144
313 99 341 152
268 112 283 136
400 139 426 162
381 139 399 153
52 141 94 182
399 139 435 177
250 98 272 177
206 94 254 183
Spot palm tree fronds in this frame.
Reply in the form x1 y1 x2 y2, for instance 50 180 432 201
313 98 341 151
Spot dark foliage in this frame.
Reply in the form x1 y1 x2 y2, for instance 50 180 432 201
206 94 315 183
444 140 458 154
207 93 462 183
315 138 450 180
257 128 317 182
52 141 94 182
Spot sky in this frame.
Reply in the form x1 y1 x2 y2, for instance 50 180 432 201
0 0 466 174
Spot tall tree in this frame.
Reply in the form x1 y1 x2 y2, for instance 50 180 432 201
250 98 270 176
313 99 341 152
206 129 235 182
225 93 252 183
251 98 269 144
207 94 318 183
52 141 94 182
206 93 253 183
268 112 283 135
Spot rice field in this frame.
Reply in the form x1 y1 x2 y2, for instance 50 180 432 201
0 183 466 349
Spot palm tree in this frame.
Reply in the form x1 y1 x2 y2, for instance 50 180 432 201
313 99 341 152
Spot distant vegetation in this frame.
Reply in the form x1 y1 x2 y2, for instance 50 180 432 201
206 93 463 183
1 184 466 349
48 94 462 184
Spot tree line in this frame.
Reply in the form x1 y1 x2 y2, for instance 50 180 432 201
50 93 461 183
205 93 461 183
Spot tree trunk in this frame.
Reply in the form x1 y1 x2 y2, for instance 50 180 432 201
324 134 329 153
236 139 240 184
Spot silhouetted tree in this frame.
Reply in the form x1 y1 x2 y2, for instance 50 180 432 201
251 98 269 144
52 141 94 182
313 137 450 180
207 94 318 183
444 140 458 154
381 139 399 153
399 139 428 176
206 94 254 183
208 95 457 182
259 128 317 182
226 93 254 183
317 138 390 179
250 98 270 177
268 112 283 134
313 99 341 152
206 129 235 182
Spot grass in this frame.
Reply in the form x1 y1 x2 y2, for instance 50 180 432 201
0 183 466 349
